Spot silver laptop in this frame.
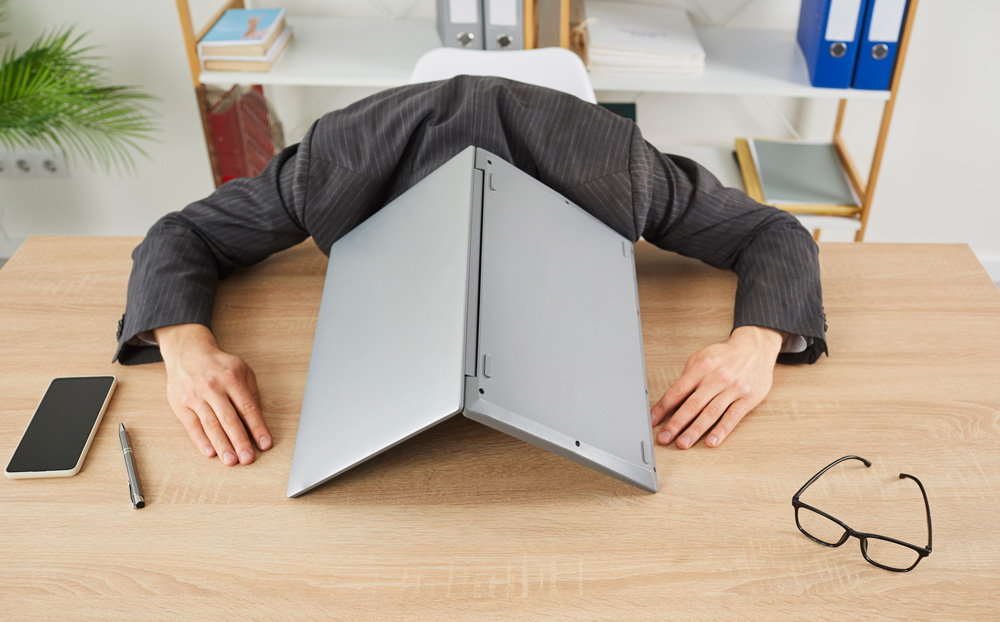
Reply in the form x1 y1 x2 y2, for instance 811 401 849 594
287 146 657 497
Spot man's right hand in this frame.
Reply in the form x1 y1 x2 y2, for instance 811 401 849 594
154 324 272 466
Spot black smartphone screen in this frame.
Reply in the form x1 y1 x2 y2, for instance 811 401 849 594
6 376 116 474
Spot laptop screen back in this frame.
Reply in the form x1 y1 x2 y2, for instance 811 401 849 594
462 151 656 492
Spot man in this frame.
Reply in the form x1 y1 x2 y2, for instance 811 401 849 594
115 76 827 468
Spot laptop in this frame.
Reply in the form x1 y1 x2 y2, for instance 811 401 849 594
286 146 657 497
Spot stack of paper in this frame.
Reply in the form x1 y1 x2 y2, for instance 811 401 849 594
586 1 705 74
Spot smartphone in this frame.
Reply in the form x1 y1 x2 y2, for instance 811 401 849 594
5 376 117 479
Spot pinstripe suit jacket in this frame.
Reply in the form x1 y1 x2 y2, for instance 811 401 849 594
114 76 827 366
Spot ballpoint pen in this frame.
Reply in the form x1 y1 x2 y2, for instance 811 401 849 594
119 423 145 509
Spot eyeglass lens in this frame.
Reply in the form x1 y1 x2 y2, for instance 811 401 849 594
796 507 845 545
862 537 921 570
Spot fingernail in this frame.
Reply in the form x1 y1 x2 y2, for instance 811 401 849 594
240 450 254 464
223 451 237 465
658 430 672 444
260 436 272 450
678 435 691 449
203 446 214 457
708 435 719 447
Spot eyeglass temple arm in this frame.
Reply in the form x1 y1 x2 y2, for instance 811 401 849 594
792 455 872 501
900 473 933 551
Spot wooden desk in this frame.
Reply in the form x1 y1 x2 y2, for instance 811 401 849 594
2 237 998 620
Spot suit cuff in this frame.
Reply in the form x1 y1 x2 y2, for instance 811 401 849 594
112 311 211 365
732 317 828 366
777 336 828 365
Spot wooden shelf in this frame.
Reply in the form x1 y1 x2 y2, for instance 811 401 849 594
199 17 890 101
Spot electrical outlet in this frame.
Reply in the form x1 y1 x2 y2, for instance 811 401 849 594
0 150 69 178
0 152 24 177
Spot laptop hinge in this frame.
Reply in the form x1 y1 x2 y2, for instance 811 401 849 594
464 164 485 377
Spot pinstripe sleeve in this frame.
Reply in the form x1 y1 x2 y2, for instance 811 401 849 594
632 133 828 364
113 125 318 365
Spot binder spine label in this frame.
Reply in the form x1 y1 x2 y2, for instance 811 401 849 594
449 0 479 23
488 1 518 26
825 0 863 41
869 0 907 42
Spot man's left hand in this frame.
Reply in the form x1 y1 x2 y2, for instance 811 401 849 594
650 326 786 449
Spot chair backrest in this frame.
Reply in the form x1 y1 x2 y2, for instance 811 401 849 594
409 47 597 104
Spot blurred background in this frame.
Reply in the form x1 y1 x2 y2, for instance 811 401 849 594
1 0 997 280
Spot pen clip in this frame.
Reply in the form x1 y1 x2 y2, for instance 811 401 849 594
127 478 145 509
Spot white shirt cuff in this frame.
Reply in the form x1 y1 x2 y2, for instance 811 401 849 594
127 330 158 347
780 334 808 354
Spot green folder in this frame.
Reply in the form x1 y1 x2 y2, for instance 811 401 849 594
749 139 858 206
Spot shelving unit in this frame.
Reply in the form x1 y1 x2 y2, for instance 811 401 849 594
176 0 920 240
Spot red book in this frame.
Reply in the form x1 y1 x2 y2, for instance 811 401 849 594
208 85 279 184
235 85 276 178
208 86 248 183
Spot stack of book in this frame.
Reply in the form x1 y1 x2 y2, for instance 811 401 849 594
586 1 704 74
198 8 292 72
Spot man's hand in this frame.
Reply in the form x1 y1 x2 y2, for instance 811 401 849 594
155 324 272 465
650 326 785 450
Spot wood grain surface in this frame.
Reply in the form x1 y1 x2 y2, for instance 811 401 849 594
1 236 998 621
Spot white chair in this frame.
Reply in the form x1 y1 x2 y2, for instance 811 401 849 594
409 47 597 104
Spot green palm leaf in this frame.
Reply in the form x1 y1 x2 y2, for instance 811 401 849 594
0 16 158 174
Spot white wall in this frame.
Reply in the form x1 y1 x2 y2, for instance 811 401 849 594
2 0 999 277
857 0 1000 280
0 0 214 255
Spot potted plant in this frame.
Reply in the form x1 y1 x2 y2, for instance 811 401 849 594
0 0 157 174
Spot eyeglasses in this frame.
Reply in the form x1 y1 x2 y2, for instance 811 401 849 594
792 455 932 572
